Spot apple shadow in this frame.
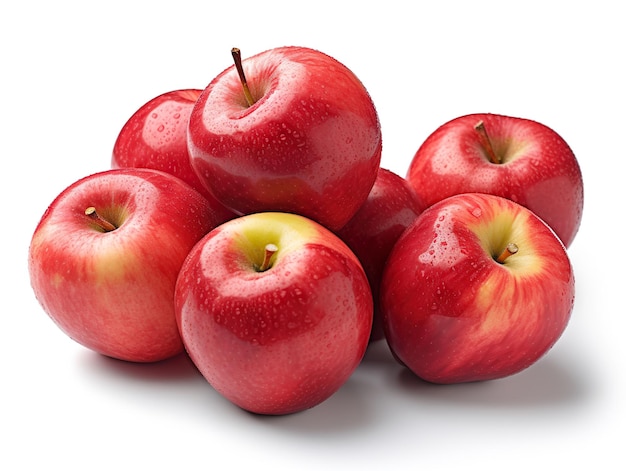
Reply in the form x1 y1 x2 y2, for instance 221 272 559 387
247 341 405 434
77 350 203 384
246 342 397 437
246 373 377 435
76 348 378 431
243 343 403 434
361 338 402 365
357 336 592 410
73 338 590 432
394 352 592 410
74 348 235 420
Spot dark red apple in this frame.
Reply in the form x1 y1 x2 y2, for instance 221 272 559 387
337 167 424 342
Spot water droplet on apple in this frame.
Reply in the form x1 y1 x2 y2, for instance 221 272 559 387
157 124 165 132
151 113 158 119
471 208 482 218
430 303 438 310
173 112 181 119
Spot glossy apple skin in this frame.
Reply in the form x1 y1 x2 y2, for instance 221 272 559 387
28 168 224 362
111 89 236 224
187 46 382 231
175 212 373 415
381 193 575 384
336 168 424 342
406 113 583 247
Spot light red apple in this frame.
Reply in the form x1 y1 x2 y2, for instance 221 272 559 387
28 168 225 362
175 211 373 414
406 113 583 247
336 167 424 342
111 88 235 224
187 46 382 231
381 192 575 383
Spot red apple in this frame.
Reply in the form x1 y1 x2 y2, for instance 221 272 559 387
406 113 583 247
175 211 373 415
111 89 236 224
28 168 225 362
187 46 382 231
336 168 425 342
381 192 575 384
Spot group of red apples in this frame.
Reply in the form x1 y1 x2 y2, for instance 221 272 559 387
28 46 583 415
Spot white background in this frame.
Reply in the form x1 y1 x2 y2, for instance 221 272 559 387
2 1 623 469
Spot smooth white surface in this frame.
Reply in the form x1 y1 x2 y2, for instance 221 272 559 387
3 1 623 469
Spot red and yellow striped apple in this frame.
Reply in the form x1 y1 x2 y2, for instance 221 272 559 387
28 168 225 362
381 192 575 384
175 212 373 414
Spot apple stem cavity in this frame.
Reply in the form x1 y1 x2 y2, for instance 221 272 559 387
474 120 502 164
231 47 255 107
85 207 117 232
496 243 519 264
257 243 278 272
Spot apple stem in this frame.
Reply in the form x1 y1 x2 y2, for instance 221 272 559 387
257 243 278 272
231 47 255 107
496 243 519 263
474 120 502 164
85 207 117 232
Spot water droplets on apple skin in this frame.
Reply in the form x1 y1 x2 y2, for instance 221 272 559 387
145 105 185 146
418 208 463 268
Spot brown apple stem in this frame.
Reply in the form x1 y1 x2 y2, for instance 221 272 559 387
496 243 519 263
85 207 117 232
474 120 501 164
258 243 278 272
231 47 255 107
